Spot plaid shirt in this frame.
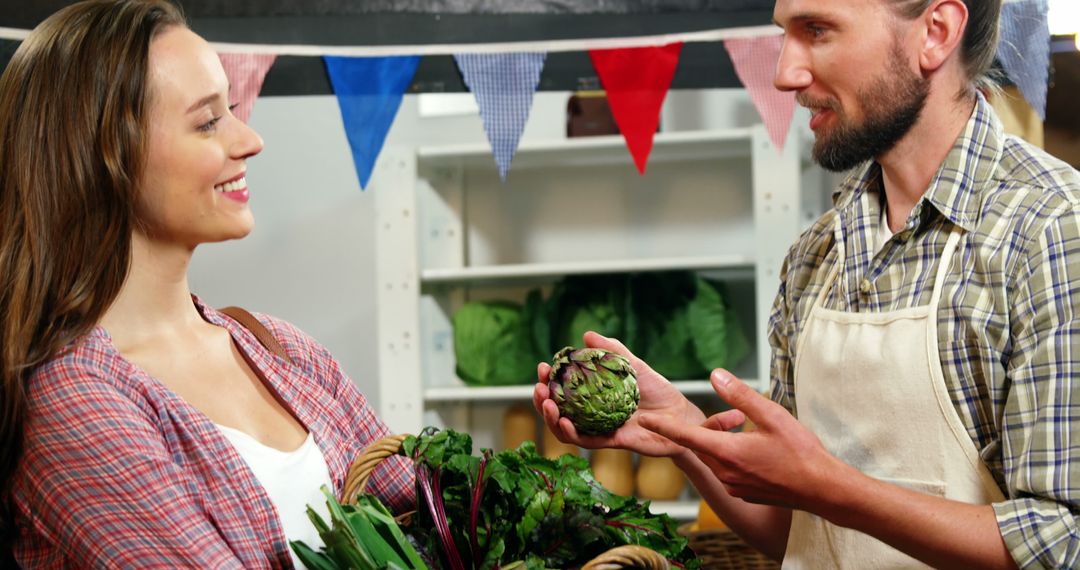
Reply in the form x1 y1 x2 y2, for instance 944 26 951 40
13 298 415 569
768 94 1079 568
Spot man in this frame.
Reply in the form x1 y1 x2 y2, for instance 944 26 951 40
533 0 1079 567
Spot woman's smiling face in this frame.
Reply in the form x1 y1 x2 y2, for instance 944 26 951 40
137 26 264 249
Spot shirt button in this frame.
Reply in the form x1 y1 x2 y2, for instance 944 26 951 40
859 279 872 294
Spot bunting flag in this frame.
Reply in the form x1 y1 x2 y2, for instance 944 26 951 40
324 55 421 189
998 0 1050 119
588 43 682 175
218 53 277 123
724 35 796 152
454 52 546 180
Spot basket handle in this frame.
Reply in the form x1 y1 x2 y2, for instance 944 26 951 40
581 545 670 570
343 433 409 505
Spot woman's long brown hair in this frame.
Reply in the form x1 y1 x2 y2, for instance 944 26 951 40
0 0 184 555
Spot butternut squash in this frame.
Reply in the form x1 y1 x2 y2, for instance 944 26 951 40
541 423 580 459
697 498 727 530
635 456 685 501
501 404 537 451
590 448 634 496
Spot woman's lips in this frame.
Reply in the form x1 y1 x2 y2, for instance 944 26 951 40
220 187 249 204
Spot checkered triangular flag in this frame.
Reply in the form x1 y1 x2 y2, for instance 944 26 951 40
725 35 796 152
998 0 1050 119
218 53 276 123
454 53 546 181
324 55 421 189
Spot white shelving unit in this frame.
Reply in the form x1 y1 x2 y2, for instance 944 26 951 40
371 125 808 519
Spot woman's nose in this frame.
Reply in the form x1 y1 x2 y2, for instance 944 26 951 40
231 118 264 160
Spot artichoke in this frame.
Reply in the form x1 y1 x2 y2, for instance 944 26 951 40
548 346 640 435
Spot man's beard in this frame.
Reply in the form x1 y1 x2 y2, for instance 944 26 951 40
803 44 930 172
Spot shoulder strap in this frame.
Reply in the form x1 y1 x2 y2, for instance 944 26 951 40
219 306 294 364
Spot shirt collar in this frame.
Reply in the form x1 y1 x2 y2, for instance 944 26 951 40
831 92 1004 232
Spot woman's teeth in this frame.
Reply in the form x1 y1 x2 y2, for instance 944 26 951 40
214 177 246 193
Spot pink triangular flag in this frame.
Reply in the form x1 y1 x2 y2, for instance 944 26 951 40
724 36 796 152
589 43 682 175
218 53 277 123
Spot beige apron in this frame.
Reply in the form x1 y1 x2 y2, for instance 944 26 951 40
782 221 1004 569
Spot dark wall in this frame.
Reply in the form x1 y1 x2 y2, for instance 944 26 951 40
3 1 775 25
0 1 775 95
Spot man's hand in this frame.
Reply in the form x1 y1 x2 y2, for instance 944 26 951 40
638 368 847 510
532 331 708 458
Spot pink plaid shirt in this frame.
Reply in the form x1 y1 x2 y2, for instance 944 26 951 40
12 297 415 568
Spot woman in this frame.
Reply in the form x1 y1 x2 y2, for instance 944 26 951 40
0 1 413 567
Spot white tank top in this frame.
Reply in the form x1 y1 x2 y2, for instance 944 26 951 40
218 425 335 568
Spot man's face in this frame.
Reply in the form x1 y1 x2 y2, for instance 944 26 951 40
773 0 930 172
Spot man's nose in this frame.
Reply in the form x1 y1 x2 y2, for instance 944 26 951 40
774 38 812 92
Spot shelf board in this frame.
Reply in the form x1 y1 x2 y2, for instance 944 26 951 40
417 128 755 171
649 500 699 520
424 380 735 403
421 254 753 284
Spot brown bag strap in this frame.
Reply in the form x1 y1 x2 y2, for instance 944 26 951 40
219 306 294 364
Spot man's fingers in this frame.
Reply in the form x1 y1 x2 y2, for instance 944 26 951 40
702 409 747 432
638 412 730 456
532 382 550 414
582 331 653 373
537 362 551 383
711 369 781 428
534 363 553 414
540 399 561 428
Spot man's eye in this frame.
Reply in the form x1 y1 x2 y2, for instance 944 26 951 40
807 24 827 38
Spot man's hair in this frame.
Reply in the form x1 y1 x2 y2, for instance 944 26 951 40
889 0 1002 92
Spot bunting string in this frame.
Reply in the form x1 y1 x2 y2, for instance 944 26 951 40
0 2 1053 185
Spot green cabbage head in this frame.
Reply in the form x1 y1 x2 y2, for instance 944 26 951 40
548 346 639 435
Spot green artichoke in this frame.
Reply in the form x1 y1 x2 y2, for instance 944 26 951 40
548 346 639 435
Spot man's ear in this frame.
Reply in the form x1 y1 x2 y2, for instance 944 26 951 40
920 0 968 73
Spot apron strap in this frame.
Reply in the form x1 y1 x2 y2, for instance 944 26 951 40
928 227 964 306
812 215 846 307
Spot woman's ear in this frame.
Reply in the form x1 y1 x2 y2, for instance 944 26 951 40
919 0 968 73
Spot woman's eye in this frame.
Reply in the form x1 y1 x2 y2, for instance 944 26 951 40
197 116 222 132
228 103 239 113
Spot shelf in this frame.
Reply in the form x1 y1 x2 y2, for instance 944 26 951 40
421 254 753 284
417 128 755 171
649 500 699 521
424 380 737 403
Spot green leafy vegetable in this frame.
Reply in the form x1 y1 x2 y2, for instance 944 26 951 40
537 272 749 379
401 427 699 569
687 277 750 373
453 300 542 386
291 487 429 570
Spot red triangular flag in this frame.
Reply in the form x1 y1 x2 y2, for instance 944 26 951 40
218 53 277 123
589 43 682 175
724 36 796 152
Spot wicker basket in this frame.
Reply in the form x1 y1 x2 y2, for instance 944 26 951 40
345 434 669 570
678 523 778 570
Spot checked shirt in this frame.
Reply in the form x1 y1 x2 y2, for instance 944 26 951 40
13 298 414 569
768 94 1079 568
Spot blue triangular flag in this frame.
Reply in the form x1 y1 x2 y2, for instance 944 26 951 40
324 55 421 189
998 0 1050 119
453 53 546 181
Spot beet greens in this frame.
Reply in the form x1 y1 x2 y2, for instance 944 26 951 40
401 427 699 569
